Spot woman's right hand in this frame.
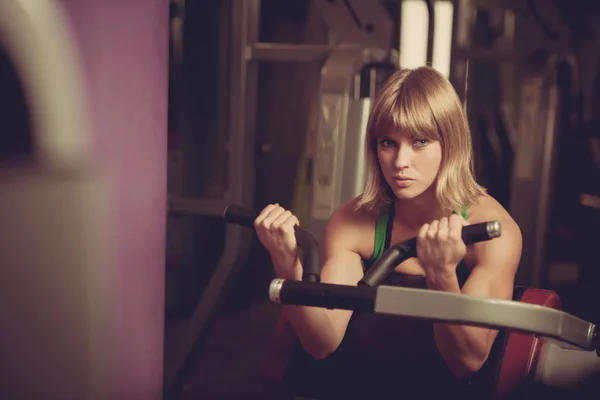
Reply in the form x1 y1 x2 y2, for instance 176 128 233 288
254 203 300 277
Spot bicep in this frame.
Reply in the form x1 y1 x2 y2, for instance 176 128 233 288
320 250 365 286
462 215 522 299
317 211 367 339
320 205 367 286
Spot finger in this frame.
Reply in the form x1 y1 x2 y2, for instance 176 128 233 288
448 214 463 240
427 220 439 239
278 213 300 235
254 203 278 228
417 223 429 249
418 223 429 239
262 205 286 229
289 215 300 227
271 210 293 230
437 217 449 241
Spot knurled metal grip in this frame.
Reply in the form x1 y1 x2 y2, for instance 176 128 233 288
269 278 284 303
487 220 501 238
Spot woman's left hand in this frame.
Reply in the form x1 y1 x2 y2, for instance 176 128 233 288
417 214 468 280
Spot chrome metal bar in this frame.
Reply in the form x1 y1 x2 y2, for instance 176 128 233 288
375 285 596 351
250 43 333 62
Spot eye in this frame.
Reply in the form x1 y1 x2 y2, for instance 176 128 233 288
379 138 396 148
413 138 429 148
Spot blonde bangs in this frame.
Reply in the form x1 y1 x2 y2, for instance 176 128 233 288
369 79 441 143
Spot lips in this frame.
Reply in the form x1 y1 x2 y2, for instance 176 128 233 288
392 176 415 188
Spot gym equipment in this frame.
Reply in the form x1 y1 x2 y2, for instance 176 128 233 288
163 0 258 390
1 1 170 399
223 204 600 398
508 55 575 287
267 281 599 398
0 0 114 399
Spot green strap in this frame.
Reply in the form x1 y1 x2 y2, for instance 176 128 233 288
368 204 391 264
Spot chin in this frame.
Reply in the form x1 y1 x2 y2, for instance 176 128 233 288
392 187 424 200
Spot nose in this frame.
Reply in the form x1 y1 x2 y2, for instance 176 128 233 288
393 144 412 170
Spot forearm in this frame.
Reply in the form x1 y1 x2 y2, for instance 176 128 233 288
426 272 491 378
284 304 344 359
272 255 303 281
272 257 347 359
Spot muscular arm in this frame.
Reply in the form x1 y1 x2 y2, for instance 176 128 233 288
280 206 367 359
426 211 522 378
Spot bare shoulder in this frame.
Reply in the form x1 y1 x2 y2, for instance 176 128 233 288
464 194 522 273
323 196 380 260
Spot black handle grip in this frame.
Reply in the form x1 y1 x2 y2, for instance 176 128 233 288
269 279 375 312
358 221 502 287
223 204 258 228
463 220 501 244
223 204 322 282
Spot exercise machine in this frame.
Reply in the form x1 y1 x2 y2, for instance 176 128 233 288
1 0 171 398
0 0 116 398
224 204 600 398
163 0 258 390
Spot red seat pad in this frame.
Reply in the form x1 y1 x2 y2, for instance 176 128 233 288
494 288 563 399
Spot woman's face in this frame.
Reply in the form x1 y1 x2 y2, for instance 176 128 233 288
377 130 442 200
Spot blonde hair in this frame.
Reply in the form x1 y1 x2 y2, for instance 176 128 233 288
356 66 486 213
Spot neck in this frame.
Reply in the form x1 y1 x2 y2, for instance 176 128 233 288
393 187 449 231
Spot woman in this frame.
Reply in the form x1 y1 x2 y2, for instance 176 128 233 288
255 66 522 397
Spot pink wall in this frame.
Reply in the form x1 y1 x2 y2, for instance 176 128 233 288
62 0 168 398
